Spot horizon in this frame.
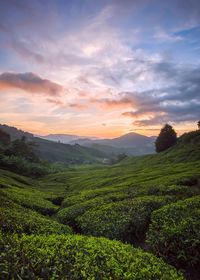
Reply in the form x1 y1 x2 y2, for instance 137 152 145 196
1 122 195 140
0 0 199 137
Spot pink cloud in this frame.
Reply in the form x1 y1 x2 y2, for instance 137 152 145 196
89 96 134 108
0 72 63 96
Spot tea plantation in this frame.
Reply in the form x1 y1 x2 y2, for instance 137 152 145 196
0 130 200 279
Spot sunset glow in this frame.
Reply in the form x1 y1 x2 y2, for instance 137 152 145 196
0 0 199 137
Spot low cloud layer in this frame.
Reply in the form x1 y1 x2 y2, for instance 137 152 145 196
0 72 63 96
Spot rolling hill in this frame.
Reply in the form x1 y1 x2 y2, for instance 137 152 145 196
0 124 111 164
0 129 199 279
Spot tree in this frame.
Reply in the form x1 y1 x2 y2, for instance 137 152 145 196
197 121 200 130
155 124 177 153
5 136 38 162
0 129 11 146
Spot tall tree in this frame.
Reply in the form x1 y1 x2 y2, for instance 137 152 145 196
155 124 177 153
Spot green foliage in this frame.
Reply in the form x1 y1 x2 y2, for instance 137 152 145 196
1 186 58 215
5 136 38 162
0 154 50 177
57 184 195 238
147 196 200 268
33 136 112 165
0 233 184 280
57 193 126 228
0 195 72 235
76 196 173 243
0 124 113 165
0 129 200 278
155 124 177 153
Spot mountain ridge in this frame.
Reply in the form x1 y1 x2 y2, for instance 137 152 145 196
69 132 156 156
0 124 156 156
0 124 112 165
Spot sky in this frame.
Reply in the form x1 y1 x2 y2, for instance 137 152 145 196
0 0 200 138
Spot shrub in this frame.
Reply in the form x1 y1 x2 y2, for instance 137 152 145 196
147 195 200 268
0 233 184 280
76 196 173 244
0 195 72 235
57 191 130 227
1 187 58 215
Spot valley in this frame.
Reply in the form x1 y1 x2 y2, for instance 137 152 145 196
0 129 200 279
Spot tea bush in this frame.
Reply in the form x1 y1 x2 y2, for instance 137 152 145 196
61 187 126 207
57 191 132 227
1 187 58 215
147 195 200 268
0 233 184 280
0 195 72 235
77 196 173 243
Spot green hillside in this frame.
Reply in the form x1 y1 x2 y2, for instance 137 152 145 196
33 136 111 164
0 130 200 279
0 124 112 165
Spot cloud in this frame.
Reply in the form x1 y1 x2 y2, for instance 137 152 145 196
46 98 65 106
121 61 200 126
47 97 88 110
0 72 63 96
0 0 200 134
153 29 183 42
69 103 88 109
89 96 134 109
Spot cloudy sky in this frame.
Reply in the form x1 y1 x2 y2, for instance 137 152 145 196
0 0 200 137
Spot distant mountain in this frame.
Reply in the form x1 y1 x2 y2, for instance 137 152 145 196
0 124 156 160
70 132 156 156
102 132 153 146
0 124 111 165
39 134 98 144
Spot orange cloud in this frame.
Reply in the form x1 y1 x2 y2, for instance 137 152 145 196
0 72 63 96
89 96 134 109
122 111 158 119
47 98 88 109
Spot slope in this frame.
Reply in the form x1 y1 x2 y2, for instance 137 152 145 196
0 169 183 280
1 130 200 279
0 124 112 164
70 132 155 156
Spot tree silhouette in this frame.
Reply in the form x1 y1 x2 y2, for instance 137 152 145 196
155 124 177 153
197 121 200 130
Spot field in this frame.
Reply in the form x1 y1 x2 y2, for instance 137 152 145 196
0 130 200 279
